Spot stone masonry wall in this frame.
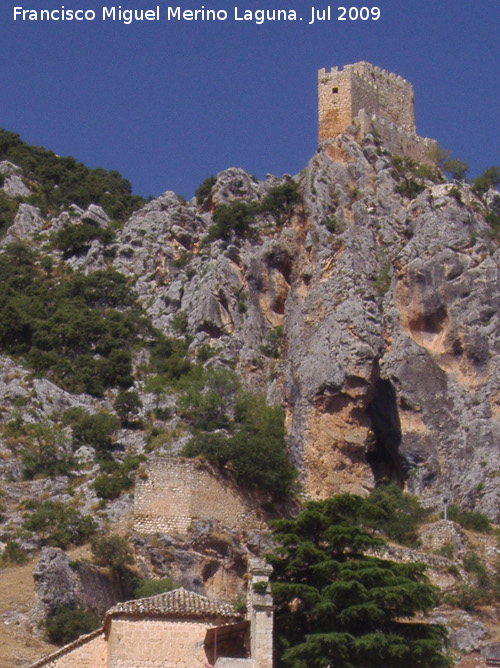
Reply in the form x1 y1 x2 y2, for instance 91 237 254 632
318 61 416 143
107 617 215 667
318 62 437 163
355 110 437 164
318 66 354 143
134 459 265 535
247 560 273 668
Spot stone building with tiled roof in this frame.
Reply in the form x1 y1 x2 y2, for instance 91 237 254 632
26 559 273 668
105 587 239 621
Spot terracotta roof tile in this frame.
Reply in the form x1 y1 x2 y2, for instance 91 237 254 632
105 587 239 621
26 628 105 668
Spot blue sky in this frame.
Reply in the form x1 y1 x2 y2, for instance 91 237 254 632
1 0 499 197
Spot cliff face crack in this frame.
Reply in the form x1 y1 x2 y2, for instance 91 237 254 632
366 379 406 486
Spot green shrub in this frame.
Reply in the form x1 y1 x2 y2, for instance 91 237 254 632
152 407 171 421
472 166 500 196
321 216 344 234
1 541 28 565
361 482 429 546
259 180 300 225
183 391 296 499
446 553 496 610
23 501 96 548
349 186 360 201
413 163 439 181
374 260 392 296
237 292 247 314
45 606 100 645
70 410 120 453
230 398 296 497
93 472 125 500
197 343 216 362
91 534 134 571
448 186 463 204
62 268 134 308
232 593 247 614
93 455 145 499
183 431 232 468
172 251 193 269
102 348 134 388
114 389 142 427
178 368 239 431
130 577 177 599
195 175 216 206
444 159 469 180
445 585 484 611
392 156 430 199
434 543 454 559
149 334 191 381
446 504 491 533
395 179 426 199
207 200 259 241
485 209 500 241
260 326 284 359
463 552 490 585
0 196 19 236
21 422 73 479
53 223 114 257
171 310 188 334
3 416 25 440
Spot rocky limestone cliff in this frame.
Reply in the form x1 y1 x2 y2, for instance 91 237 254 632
0 130 498 522
0 126 499 665
104 135 498 518
285 140 499 517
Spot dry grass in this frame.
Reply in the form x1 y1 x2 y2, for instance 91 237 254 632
0 544 93 667
0 561 56 667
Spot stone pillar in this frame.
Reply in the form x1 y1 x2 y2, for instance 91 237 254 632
247 558 273 668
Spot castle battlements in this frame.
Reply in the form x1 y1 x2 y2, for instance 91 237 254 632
319 61 410 85
318 61 436 163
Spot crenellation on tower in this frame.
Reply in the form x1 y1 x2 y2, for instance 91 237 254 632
318 61 436 163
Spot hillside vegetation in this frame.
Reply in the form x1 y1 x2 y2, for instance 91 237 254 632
0 129 145 224
0 129 498 666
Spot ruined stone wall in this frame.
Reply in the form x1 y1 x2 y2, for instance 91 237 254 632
28 630 107 668
355 110 437 164
350 61 415 132
107 617 214 667
318 61 416 143
134 459 265 535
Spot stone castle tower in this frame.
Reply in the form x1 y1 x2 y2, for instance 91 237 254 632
318 61 436 162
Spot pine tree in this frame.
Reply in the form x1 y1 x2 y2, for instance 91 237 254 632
267 494 452 668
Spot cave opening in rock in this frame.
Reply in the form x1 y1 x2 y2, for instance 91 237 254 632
366 379 407 486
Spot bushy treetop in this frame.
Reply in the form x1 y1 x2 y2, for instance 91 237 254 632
267 494 452 668
0 129 145 221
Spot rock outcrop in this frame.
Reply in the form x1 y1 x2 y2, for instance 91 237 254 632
1 131 498 521
31 548 127 629
107 132 499 517
0 125 498 665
